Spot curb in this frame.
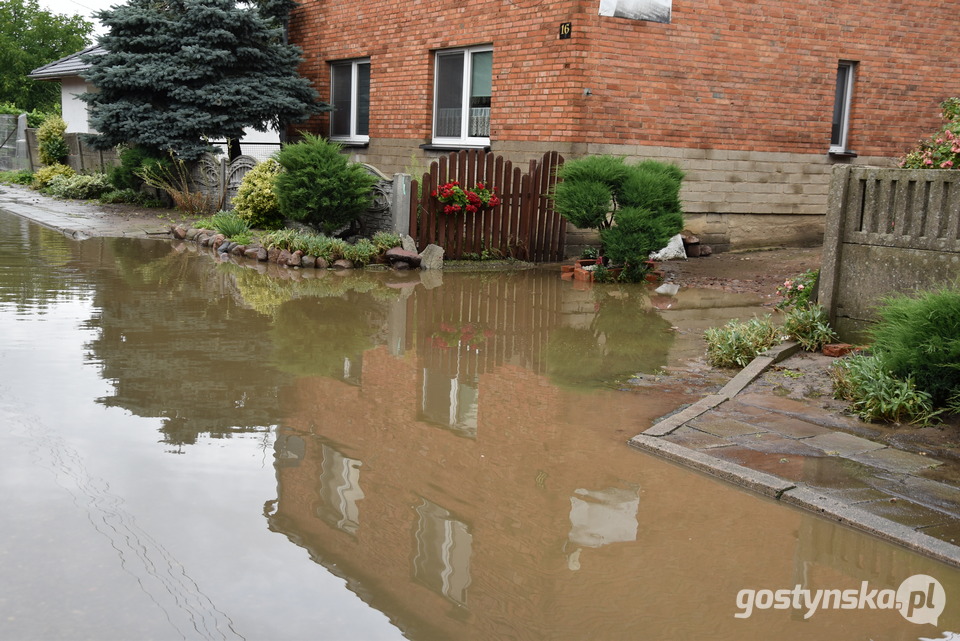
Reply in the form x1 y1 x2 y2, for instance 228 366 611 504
629 341 960 568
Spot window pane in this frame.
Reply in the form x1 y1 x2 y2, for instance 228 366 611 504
331 64 352 138
435 52 464 138
831 64 850 147
357 62 370 137
469 51 492 137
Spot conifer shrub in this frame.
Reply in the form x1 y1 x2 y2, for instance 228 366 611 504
231 158 284 230
37 115 68 166
274 134 377 234
552 155 684 280
109 146 169 191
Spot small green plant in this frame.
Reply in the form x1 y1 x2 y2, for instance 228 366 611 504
342 237 379 266
274 134 377 233
371 230 401 252
109 146 170 191
832 354 939 425
0 170 33 185
580 247 599 259
36 114 68 166
782 304 837 352
231 158 284 229
31 163 74 190
775 269 818 310
704 315 782 368
592 263 617 283
207 211 251 240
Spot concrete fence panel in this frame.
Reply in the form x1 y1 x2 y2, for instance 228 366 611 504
819 165 960 340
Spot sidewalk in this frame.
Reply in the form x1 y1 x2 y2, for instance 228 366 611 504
0 184 171 239
630 342 960 568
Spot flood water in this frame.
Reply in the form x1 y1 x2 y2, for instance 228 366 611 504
0 209 958 641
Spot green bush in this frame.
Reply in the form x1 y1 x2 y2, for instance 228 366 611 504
31 163 75 189
869 286 960 407
704 316 781 368
371 230 401 252
782 304 836 352
109 146 170 191
206 211 251 240
552 155 684 280
900 98 960 169
0 170 33 185
0 103 53 129
832 354 938 425
37 115 69 166
231 159 284 229
43 173 112 200
274 134 377 233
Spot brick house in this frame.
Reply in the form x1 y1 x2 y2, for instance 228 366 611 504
287 0 958 251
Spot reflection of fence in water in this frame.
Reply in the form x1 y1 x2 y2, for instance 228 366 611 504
408 273 566 382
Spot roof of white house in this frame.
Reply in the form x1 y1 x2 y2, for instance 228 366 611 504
28 45 104 81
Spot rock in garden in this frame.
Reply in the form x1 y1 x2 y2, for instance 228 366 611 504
244 246 261 260
385 247 421 269
267 248 281 263
171 226 187 240
288 250 303 267
823 343 855 357
230 244 245 256
219 241 233 254
332 259 354 269
401 234 418 253
212 234 226 250
315 257 329 269
278 249 293 265
185 228 201 241
301 254 316 268
419 244 444 270
257 246 268 261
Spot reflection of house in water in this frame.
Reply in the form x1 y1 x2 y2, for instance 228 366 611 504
264 273 960 639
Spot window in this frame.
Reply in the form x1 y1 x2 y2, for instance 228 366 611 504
330 59 370 142
830 61 856 154
433 46 492 146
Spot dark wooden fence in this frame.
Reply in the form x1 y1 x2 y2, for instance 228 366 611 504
410 149 565 262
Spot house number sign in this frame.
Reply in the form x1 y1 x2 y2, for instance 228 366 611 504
559 22 572 39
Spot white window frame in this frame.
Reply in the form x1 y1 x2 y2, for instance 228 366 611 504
830 61 856 154
432 45 492 147
329 58 370 143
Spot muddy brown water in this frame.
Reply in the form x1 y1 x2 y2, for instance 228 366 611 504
0 210 958 641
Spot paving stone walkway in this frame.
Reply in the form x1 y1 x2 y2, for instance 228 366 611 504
630 343 960 568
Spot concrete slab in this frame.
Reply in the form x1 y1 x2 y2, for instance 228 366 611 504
686 416 768 438
848 447 944 475
642 394 729 436
719 402 833 439
803 431 887 457
660 426 731 450
857 498 955 530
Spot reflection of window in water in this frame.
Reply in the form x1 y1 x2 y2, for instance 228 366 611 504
420 368 479 438
274 434 305 468
567 487 639 570
316 444 364 535
413 499 473 606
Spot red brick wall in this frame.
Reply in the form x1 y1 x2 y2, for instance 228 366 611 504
288 0 957 158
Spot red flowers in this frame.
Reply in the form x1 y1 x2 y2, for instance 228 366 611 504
432 180 501 214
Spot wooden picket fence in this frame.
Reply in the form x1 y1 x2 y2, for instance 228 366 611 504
410 149 566 262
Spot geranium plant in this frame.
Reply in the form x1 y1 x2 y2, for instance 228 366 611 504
432 181 501 214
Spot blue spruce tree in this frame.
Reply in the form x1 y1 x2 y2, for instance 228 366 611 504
81 0 324 160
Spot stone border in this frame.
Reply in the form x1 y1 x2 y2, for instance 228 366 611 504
629 342 960 568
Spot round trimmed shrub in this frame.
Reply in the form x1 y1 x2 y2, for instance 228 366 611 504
274 134 377 234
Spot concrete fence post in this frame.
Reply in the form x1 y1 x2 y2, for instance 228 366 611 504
817 164 851 326
391 173 412 236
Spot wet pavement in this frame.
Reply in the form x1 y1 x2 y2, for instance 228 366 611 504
631 343 960 567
